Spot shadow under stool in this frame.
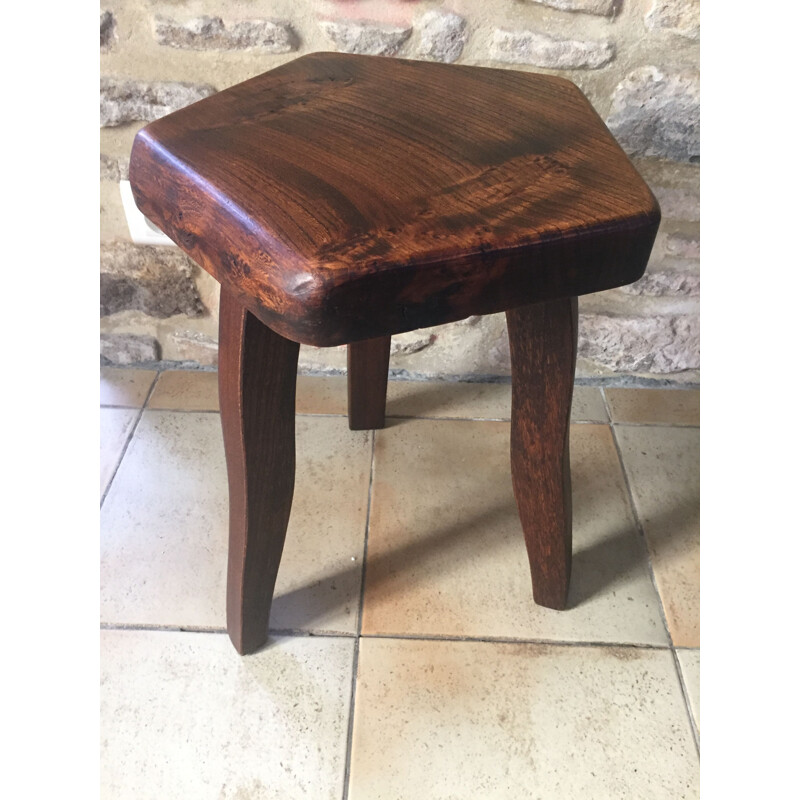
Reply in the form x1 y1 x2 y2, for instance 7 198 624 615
129 52 660 655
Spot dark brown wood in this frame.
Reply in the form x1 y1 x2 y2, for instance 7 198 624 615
218 287 300 655
129 53 660 346
347 337 391 430
507 297 578 610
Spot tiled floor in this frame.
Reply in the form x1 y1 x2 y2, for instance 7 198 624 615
100 368 700 799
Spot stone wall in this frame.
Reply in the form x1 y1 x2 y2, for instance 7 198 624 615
100 0 700 383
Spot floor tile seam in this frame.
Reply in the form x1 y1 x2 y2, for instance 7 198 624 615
98 623 672 650
131 408 610 425
100 375 160 509
341 429 376 800
611 421 700 429
358 632 671 649
99 622 359 639
99 370 159 411
670 646 701 756
606 420 678 655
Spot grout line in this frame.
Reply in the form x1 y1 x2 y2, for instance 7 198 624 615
99 621 670 651
100 622 227 634
135 407 623 426
357 632 670 650
606 420 675 645
99 622 358 639
100 372 160 509
612 421 699 429
341 428 377 800
671 647 701 755
604 405 700 755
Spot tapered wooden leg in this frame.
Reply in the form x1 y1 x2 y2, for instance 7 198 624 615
218 289 300 654
506 297 578 610
347 336 391 430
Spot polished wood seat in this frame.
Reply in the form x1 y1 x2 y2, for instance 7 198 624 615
130 52 660 655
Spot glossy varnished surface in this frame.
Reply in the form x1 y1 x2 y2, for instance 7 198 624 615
130 52 659 345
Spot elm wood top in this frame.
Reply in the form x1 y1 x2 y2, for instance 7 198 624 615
130 52 660 346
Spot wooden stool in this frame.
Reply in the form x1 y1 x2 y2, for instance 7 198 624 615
129 53 660 655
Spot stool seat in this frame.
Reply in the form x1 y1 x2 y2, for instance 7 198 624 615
130 52 659 346
129 52 661 655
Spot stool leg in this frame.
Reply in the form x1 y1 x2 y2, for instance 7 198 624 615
347 336 391 430
218 289 300 654
506 297 578 610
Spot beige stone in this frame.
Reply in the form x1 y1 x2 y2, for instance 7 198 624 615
491 28 614 69
168 330 219 366
154 16 298 52
607 67 700 162
363 420 668 644
416 10 468 63
620 270 700 297
525 0 617 14
100 242 205 319
319 19 411 56
100 77 216 127
645 0 700 40
579 313 700 372
348 638 698 799
101 630 354 799
614 425 699 646
100 333 160 365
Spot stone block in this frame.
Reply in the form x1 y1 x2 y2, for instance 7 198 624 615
391 332 436 356
101 334 161 366
100 77 216 127
416 11 467 64
154 16 298 52
645 0 700 40
664 233 699 259
100 154 129 182
579 313 699 372
607 67 699 162
526 0 617 14
169 330 219 366
101 10 116 52
319 19 412 56
652 185 700 221
620 271 700 297
490 28 614 69
100 242 205 318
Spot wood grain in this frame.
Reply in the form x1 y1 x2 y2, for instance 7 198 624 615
347 337 391 430
129 53 660 346
506 297 578 610
218 287 300 654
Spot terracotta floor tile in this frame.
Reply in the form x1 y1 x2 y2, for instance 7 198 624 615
147 370 219 411
677 648 700 731
100 367 156 407
295 375 348 415
614 425 700 646
385 380 607 422
348 638 698 799
362 420 667 644
101 630 354 799
100 411 371 633
605 387 699 426
100 407 138 496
